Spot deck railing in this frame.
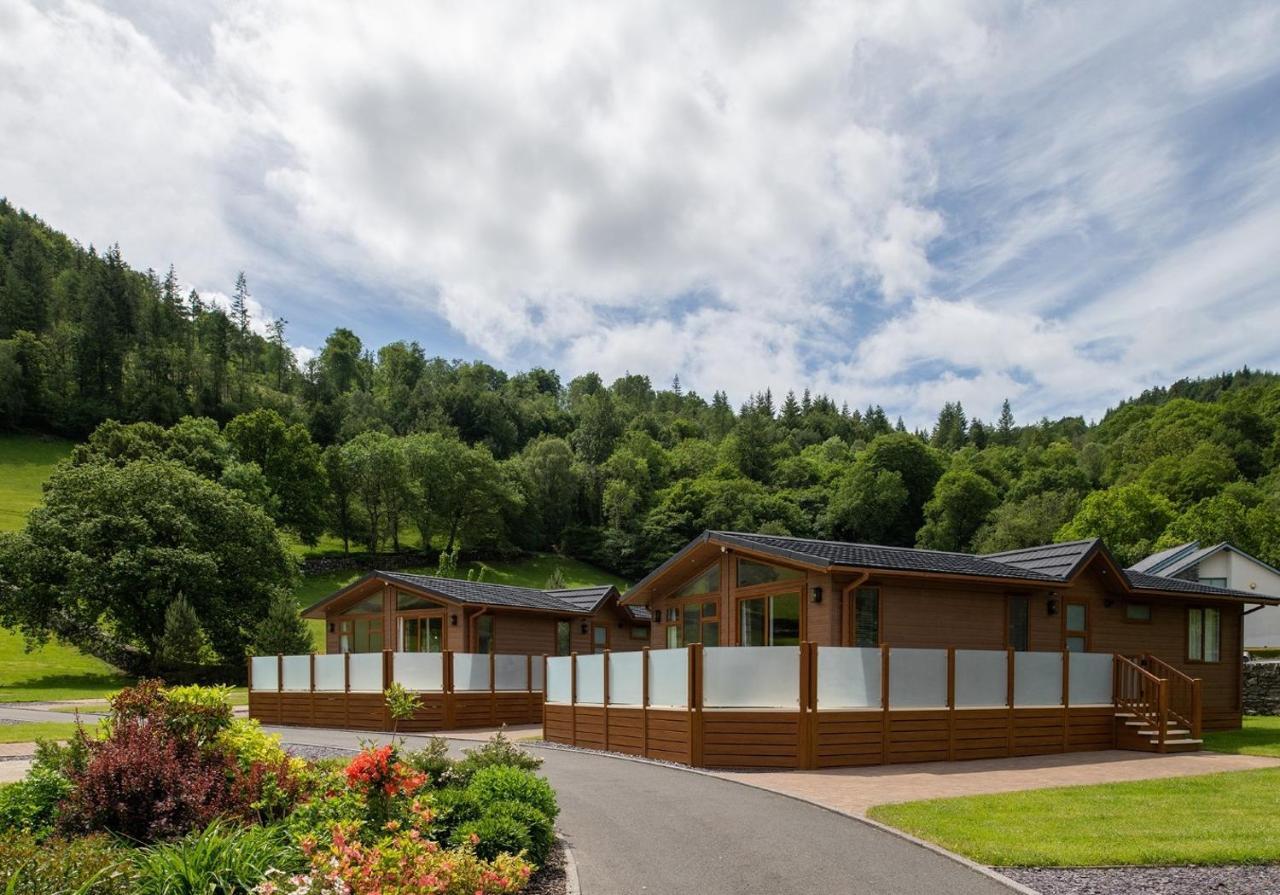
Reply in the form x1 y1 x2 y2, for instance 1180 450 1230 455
1139 653 1203 738
1114 654 1167 747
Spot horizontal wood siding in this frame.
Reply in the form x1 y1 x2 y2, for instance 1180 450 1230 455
544 704 574 744
645 709 692 765
814 711 884 767
701 710 801 769
607 707 645 755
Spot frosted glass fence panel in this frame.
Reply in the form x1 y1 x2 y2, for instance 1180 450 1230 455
546 657 571 703
453 653 491 691
817 647 881 708
576 654 605 705
1014 652 1062 706
394 652 443 691
282 656 311 691
1069 652 1113 704
531 659 544 692
348 653 383 692
888 648 947 708
494 655 528 691
955 650 1007 707
251 656 278 691
314 655 346 692
609 651 644 705
704 647 799 708
648 648 688 707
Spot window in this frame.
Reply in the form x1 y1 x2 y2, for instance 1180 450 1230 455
666 625 680 649
630 625 650 641
396 591 445 611
678 600 719 646
853 587 879 647
736 558 804 588
738 592 801 646
339 618 383 653
1188 607 1221 662
400 616 441 653
1199 577 1227 589
476 616 494 654
1125 603 1152 622
592 625 608 653
1008 596 1029 651
556 621 571 656
338 595 384 615
1065 602 1087 652
675 564 720 597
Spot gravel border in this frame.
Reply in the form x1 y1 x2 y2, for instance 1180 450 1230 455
1004 866 1280 895
283 743 358 761
522 838 568 895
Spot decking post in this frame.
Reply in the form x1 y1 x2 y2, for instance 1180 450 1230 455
526 654 534 724
489 650 497 726
946 647 956 761
689 643 703 767
1191 678 1202 740
382 649 393 732
1061 649 1070 753
1006 647 1015 756
641 646 650 758
570 653 578 747
1157 678 1169 752
309 653 317 727
800 641 815 770
444 650 455 729
880 645 890 765
276 653 283 694
603 649 611 753
343 651 351 730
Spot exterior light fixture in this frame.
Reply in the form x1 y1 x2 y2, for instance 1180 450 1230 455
450 614 458 626
1047 599 1059 616
810 586 823 604
580 622 590 635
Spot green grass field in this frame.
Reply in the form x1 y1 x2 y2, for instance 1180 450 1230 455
0 434 72 532
1203 715 1280 757
0 721 82 744
868 767 1280 866
0 628 134 703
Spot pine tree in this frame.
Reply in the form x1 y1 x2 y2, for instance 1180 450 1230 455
157 593 207 669
231 271 251 334
251 590 314 656
269 317 291 390
780 390 802 428
544 567 566 589
997 398 1015 445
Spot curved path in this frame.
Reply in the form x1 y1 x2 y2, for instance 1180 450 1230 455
0 703 1016 894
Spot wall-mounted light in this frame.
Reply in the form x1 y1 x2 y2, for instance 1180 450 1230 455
810 586 823 604
1047 599 1059 616
1103 598 1115 609
580 622 590 635
328 623 335 633
450 614 458 626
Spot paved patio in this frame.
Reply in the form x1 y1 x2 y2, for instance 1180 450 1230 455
711 749 1280 816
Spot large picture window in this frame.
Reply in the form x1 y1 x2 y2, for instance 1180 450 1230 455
339 618 383 653
1007 596 1029 651
738 592 800 646
1188 607 1221 662
400 616 441 653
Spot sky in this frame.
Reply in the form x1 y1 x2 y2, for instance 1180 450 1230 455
2 1 1279 428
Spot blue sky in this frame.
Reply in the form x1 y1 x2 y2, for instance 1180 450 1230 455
3 1 1279 427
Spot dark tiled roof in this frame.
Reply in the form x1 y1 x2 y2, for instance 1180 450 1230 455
1129 542 1198 574
710 532 1063 582
377 572 592 613
1125 569 1262 600
545 586 616 613
980 540 1098 578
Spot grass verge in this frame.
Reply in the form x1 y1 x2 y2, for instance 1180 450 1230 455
0 721 82 744
867 768 1280 866
0 628 133 703
1203 715 1280 757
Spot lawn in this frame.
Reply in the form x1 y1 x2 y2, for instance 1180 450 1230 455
868 767 1280 866
0 434 72 532
1203 715 1280 757
46 687 249 714
0 628 133 703
0 720 82 744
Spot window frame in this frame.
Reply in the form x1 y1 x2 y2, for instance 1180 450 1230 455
1124 602 1153 624
850 586 880 648
555 621 571 657
1187 606 1222 664
1063 601 1089 653
1006 595 1030 652
736 588 802 647
399 614 444 653
592 624 609 654
474 615 495 654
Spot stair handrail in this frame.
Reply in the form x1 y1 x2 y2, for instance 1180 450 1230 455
1114 654 1167 740
1141 654 1201 738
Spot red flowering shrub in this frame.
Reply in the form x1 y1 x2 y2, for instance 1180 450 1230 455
58 718 238 841
344 745 427 798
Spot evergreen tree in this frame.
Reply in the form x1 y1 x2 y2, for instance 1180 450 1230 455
231 271 251 334
997 398 1015 444
251 589 314 656
157 593 207 669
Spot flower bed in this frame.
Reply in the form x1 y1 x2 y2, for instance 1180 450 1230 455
0 681 558 894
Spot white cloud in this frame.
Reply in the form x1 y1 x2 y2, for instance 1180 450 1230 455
2 0 1279 428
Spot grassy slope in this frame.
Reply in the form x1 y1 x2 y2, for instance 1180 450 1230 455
0 434 72 532
868 767 1280 866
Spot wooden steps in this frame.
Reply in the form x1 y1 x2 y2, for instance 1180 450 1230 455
1115 712 1202 753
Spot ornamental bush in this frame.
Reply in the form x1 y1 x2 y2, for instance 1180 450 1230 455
464 766 558 822
0 832 136 895
484 800 554 867
0 766 71 837
130 820 304 895
446 730 541 788
401 736 454 785
451 812 532 863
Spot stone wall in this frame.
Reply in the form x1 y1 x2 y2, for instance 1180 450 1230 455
300 551 431 576
1243 661 1280 715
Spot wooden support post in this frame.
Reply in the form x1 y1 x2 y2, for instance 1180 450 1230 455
603 649 611 753
1191 678 1203 740
799 642 816 770
689 643 703 767
382 649 393 731
570 653 578 747
880 645 890 765
489 650 497 726
526 654 534 724
641 647 651 759
1006 647 1015 756
309 653 317 727
1061 649 1071 753
443 650 455 729
946 647 956 761
343 651 351 730
1157 679 1169 752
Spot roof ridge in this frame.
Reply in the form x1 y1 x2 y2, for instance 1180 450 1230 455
979 538 1099 558
714 530 1014 562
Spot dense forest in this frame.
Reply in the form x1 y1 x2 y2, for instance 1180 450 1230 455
4 199 1280 581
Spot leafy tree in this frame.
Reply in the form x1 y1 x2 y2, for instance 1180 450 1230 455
972 490 1082 554
225 409 329 543
1056 484 1175 566
916 468 1000 552
0 460 296 668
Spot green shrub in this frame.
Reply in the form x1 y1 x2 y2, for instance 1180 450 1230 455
450 812 532 862
428 786 480 837
402 736 454 785
163 684 234 745
447 730 541 788
0 832 136 894
130 820 303 895
33 735 90 778
464 765 558 821
484 800 554 867
0 767 71 836
282 767 366 843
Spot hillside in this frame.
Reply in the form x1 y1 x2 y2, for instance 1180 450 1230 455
0 434 72 531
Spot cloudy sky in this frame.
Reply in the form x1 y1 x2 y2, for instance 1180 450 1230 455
2 1 1279 426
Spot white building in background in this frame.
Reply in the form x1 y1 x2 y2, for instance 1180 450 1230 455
1131 542 1280 649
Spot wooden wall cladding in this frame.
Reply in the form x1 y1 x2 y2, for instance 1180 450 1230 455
701 711 801 769
248 689 542 733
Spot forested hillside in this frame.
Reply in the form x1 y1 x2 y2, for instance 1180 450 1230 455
3 200 1280 581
